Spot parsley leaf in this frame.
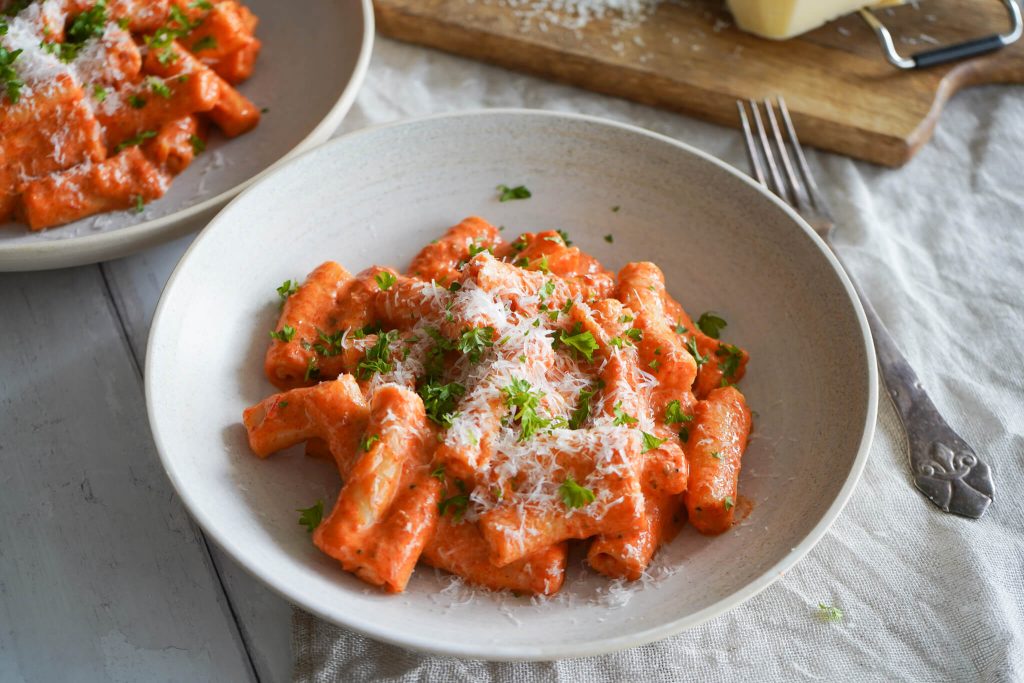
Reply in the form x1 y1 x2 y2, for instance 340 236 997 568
716 343 743 380
724 496 735 510
679 427 689 443
556 229 573 247
115 129 157 152
438 480 469 520
674 322 688 335
269 325 296 343
539 279 556 302
374 271 397 291
711 451 724 460
356 330 397 380
497 184 531 202
313 329 345 356
457 326 494 363
361 433 380 451
624 327 643 342
568 386 596 430
67 0 108 43
303 356 319 382
189 134 205 154
558 475 595 509
147 75 172 98
818 604 843 622
277 279 299 302
133 195 145 213
127 93 147 108
0 44 24 103
192 35 217 51
604 234 614 243
641 432 668 452
418 380 465 428
664 400 692 425
686 337 708 367
430 465 446 481
296 500 324 533
697 311 728 339
502 377 549 441
613 402 638 426
552 323 599 361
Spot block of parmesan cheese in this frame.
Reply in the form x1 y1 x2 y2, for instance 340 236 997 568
727 0 904 40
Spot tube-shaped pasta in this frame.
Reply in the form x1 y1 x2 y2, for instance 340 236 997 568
587 487 683 581
684 386 751 534
1 74 81 136
145 115 200 175
241 375 369 476
509 230 615 300
74 24 142 86
661 293 749 399
264 261 371 390
182 1 254 61
422 517 568 595
617 262 698 415
19 147 168 231
105 0 171 32
3 100 105 180
313 386 441 592
97 70 219 148
478 430 645 567
462 252 571 317
407 216 502 284
211 38 261 84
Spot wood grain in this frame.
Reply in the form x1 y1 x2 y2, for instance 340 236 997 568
102 237 295 683
0 266 255 682
373 0 1024 166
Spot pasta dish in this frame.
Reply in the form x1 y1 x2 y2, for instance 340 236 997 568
1 0 261 230
243 217 753 595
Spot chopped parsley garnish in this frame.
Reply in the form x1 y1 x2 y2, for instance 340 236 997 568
613 402 638 426
641 432 668 452
664 400 692 425
558 475 595 509
277 279 299 302
418 380 465 428
679 427 689 443
497 184 531 202
356 330 397 380
147 76 172 98
623 327 643 342
189 134 206 154
501 377 548 441
711 451 724 460
190 0 214 8
360 433 380 452
92 83 107 102
296 500 324 533
697 311 727 339
611 205 620 213
674 322 688 335
303 356 319 381
716 343 743 379
67 0 108 44
0 44 23 103
127 93 147 108
619 314 634 323
133 195 145 213
649 359 661 371
552 323 598 361
115 129 156 152
818 604 843 622
192 35 217 51
438 480 469 520
686 337 708 367
604 234 614 243
539 280 556 302
313 329 345 356
724 496 735 511
608 336 630 348
556 229 573 246
568 386 596 430
430 465 446 481
457 326 494 363
269 325 296 343
374 271 397 291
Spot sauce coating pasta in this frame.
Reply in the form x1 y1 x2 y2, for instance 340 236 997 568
243 217 755 594
1 0 262 230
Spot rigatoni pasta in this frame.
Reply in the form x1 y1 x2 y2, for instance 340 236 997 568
243 217 755 595
0 0 262 230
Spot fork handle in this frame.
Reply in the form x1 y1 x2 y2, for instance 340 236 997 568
839 266 994 518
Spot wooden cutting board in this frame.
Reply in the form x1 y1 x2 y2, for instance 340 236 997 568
373 0 1024 166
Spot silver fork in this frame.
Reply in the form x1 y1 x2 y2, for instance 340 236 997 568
737 97 994 519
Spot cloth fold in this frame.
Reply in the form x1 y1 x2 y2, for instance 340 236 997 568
293 38 1024 683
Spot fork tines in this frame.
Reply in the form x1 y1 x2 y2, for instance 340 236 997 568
737 97 831 220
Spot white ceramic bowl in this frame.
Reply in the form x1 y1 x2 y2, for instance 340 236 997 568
0 0 373 271
146 110 878 660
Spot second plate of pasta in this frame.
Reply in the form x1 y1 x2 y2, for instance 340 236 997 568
146 110 878 660
0 0 373 271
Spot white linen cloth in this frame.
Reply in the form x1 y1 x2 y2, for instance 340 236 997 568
293 37 1024 682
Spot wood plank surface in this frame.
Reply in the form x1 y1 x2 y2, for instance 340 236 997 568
0 266 256 683
373 0 1024 166
102 237 295 683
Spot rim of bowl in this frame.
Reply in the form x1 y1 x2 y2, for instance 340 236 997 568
146 108 879 661
0 0 374 272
